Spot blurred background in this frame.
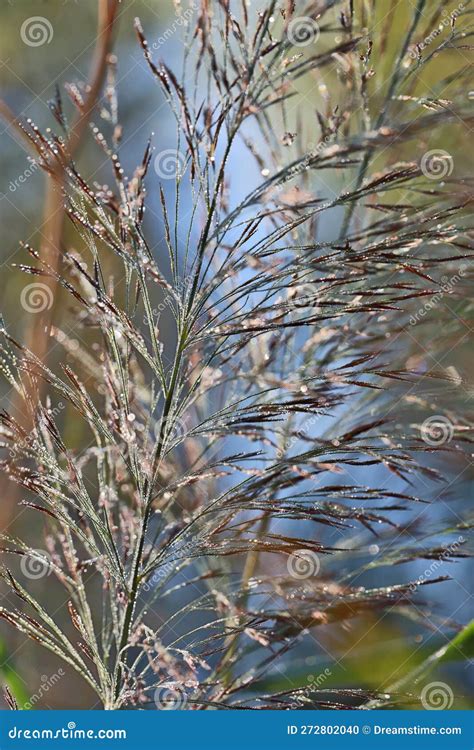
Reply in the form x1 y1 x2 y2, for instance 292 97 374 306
0 0 472 709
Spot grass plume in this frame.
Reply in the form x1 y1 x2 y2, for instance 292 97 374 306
0 0 472 710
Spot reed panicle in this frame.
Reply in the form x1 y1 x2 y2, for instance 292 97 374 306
0 0 472 709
